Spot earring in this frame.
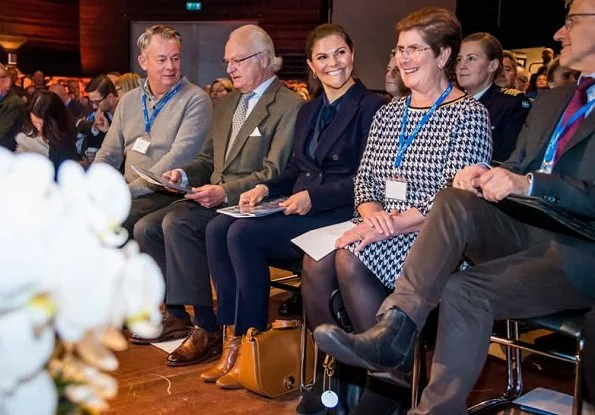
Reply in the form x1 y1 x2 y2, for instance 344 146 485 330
312 71 317 79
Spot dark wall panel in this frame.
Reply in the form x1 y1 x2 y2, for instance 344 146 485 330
79 0 323 76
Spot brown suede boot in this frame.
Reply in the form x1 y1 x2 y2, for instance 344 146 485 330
200 325 241 383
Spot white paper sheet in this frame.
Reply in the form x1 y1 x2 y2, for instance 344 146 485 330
513 387 595 414
291 221 356 261
151 338 184 354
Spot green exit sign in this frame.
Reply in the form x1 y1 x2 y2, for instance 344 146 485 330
186 2 202 11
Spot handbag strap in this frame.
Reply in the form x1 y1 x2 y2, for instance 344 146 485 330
271 319 300 330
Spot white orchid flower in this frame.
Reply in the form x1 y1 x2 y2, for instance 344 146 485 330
0 308 55 393
2 370 57 415
120 246 165 338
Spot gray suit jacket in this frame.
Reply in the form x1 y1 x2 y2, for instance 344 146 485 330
183 78 303 204
502 83 595 297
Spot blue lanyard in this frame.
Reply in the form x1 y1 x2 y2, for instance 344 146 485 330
141 81 182 135
539 99 595 173
395 82 453 167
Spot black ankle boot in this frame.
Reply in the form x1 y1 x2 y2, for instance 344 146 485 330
313 307 418 373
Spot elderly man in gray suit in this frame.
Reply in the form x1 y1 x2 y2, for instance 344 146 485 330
132 24 303 367
314 0 595 413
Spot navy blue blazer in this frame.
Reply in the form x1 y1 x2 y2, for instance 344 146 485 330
265 80 384 216
479 83 531 162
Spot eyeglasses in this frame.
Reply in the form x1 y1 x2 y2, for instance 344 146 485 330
89 95 107 106
564 13 595 30
394 46 432 59
222 51 263 69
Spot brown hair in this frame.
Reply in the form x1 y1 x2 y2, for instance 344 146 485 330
396 7 462 81
23 90 76 147
305 23 354 97
462 32 504 77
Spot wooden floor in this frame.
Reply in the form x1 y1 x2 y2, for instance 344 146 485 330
106 269 575 415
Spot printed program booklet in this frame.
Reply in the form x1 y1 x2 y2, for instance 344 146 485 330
132 166 193 193
216 197 288 218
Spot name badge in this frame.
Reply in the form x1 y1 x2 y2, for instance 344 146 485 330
385 177 407 201
132 135 151 154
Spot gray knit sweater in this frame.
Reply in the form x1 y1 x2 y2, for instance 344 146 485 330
95 77 213 197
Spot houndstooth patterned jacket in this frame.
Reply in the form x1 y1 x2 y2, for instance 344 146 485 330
347 95 492 289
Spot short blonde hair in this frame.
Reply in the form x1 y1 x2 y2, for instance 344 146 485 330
137 24 182 54
116 72 141 94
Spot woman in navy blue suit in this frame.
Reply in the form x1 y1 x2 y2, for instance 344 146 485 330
202 23 383 389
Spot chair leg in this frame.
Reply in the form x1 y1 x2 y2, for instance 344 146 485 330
410 336 423 409
572 336 585 415
503 320 523 400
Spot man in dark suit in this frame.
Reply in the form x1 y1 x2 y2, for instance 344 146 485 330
0 63 25 151
132 24 302 367
49 83 89 120
313 0 595 413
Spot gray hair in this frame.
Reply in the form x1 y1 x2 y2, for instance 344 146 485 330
137 24 182 54
229 25 276 69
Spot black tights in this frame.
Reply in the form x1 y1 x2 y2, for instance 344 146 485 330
301 249 389 333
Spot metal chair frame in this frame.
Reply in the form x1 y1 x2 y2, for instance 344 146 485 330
468 316 586 415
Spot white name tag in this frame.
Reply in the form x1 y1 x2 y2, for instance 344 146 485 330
385 178 407 201
132 136 151 154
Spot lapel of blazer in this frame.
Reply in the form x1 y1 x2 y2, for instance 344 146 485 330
556 89 595 162
314 81 365 165
222 79 281 170
297 96 323 170
523 86 575 169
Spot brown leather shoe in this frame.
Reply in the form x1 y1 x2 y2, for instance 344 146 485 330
130 313 191 345
167 326 223 367
201 326 241 382
215 357 243 389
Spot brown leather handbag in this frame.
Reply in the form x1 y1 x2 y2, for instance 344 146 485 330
238 319 314 398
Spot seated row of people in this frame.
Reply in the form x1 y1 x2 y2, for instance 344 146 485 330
315 1 595 414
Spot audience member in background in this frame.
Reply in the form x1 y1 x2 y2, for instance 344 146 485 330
6 67 25 98
385 50 409 100
494 50 517 89
527 71 550 98
115 72 141 98
313 1 595 413
78 75 120 159
283 80 310 101
15 90 78 171
514 66 530 93
49 83 90 120
31 70 46 90
302 8 492 414
209 77 233 102
106 71 121 85
547 57 579 88
456 32 531 162
530 47 556 91
203 23 384 398
94 25 212 235
0 63 25 151
25 85 37 101
132 24 302 370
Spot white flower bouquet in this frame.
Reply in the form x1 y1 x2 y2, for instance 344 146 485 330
0 148 165 414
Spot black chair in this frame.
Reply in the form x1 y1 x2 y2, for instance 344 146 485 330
468 309 588 415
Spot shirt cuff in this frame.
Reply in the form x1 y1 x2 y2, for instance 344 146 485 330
526 173 534 196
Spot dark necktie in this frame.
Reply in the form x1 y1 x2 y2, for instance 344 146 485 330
555 77 595 162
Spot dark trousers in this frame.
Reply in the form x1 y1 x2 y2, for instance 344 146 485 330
377 188 595 415
123 191 181 237
206 209 351 336
133 200 218 307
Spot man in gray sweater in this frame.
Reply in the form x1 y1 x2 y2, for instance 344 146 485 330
94 24 213 233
